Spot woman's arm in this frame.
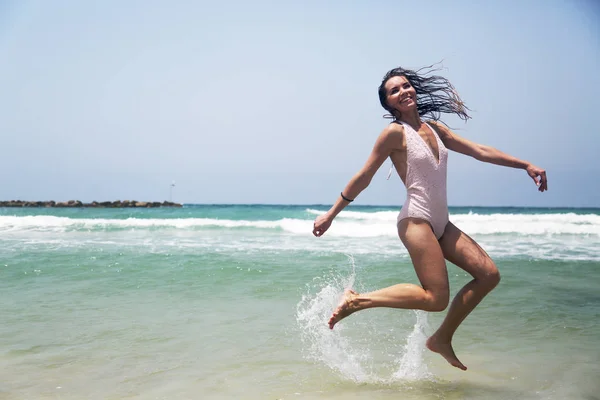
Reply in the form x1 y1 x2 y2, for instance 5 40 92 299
312 125 401 237
430 121 548 192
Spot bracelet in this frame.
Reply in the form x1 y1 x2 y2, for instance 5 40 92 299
340 192 354 202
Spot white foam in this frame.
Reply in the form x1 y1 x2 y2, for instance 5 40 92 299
1 212 598 236
452 212 600 235
1 213 599 261
0 216 302 232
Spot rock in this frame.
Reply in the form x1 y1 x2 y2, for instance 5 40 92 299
0 199 183 208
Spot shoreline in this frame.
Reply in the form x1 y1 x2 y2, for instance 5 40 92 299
0 200 182 208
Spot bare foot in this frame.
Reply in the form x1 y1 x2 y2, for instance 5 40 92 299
328 289 359 329
426 335 467 371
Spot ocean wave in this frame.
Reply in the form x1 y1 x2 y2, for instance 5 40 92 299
0 216 300 232
1 214 598 261
0 213 599 236
307 210 600 236
306 208 399 221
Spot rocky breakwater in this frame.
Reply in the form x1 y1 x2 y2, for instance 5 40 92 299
0 200 183 208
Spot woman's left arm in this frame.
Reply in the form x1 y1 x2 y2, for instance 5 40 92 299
430 121 548 192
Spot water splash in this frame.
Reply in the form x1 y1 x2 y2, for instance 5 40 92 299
393 310 432 380
296 256 432 383
295 256 369 381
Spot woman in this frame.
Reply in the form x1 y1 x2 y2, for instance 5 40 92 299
312 66 548 371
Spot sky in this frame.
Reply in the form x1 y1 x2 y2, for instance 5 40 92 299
1 0 599 207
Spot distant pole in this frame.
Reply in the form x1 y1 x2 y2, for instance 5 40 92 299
169 181 175 202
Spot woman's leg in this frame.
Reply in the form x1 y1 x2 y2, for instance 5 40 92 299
426 221 501 370
328 218 449 328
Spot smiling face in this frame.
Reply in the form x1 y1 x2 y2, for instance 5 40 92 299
383 75 417 118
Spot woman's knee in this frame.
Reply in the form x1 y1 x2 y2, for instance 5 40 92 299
423 289 449 312
480 260 501 289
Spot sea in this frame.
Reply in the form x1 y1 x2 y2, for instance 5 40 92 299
0 204 598 400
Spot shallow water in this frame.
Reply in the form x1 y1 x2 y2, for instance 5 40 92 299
1 205 598 399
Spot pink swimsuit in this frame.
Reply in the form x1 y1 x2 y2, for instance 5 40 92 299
396 121 449 239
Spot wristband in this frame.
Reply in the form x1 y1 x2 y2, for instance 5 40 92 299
340 192 354 202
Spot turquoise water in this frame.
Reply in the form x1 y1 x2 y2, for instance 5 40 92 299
1 205 599 399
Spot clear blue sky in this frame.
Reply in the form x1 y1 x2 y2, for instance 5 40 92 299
1 0 599 207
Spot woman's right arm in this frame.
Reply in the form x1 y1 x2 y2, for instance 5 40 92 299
312 125 401 237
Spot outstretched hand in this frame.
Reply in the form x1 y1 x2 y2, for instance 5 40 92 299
313 214 333 237
526 164 548 192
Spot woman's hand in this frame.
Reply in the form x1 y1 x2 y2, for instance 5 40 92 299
313 213 333 237
526 164 548 192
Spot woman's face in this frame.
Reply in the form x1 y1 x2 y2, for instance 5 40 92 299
384 75 416 117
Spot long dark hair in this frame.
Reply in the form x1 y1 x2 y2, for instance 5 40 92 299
378 64 471 122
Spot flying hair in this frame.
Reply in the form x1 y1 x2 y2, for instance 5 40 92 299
378 63 471 123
